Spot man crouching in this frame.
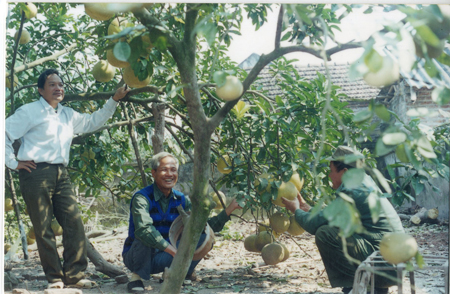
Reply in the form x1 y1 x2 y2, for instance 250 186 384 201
122 152 241 293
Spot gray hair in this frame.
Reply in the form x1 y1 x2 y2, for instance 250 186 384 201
150 152 179 170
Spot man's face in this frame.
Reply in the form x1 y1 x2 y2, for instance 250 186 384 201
151 156 178 194
38 74 64 107
328 162 346 190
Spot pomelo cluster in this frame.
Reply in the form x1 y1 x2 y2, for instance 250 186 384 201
84 4 153 87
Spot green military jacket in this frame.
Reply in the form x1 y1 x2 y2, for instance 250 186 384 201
294 173 404 243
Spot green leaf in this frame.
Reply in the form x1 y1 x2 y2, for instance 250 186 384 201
413 21 441 47
213 71 227 87
415 251 426 269
342 168 365 189
323 197 364 237
375 139 396 157
113 42 131 62
436 52 450 66
416 136 437 158
374 104 391 122
431 86 450 106
353 109 373 123
382 132 407 145
367 192 381 223
364 49 383 73
372 168 392 194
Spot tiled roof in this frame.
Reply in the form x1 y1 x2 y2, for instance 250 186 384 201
246 61 380 102
401 47 450 89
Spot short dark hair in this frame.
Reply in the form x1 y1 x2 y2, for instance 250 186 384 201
331 160 354 172
38 69 62 89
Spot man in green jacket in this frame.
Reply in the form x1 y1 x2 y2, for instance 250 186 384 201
283 145 404 294
122 152 241 293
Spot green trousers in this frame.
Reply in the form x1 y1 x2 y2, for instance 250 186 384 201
315 225 396 288
19 163 87 284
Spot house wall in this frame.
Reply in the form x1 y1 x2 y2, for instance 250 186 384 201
379 81 449 220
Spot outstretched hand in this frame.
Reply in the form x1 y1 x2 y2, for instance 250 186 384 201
282 191 310 214
225 198 242 216
112 84 131 101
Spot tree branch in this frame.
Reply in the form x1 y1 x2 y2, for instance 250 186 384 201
6 43 77 77
275 5 284 49
63 86 163 103
208 41 362 130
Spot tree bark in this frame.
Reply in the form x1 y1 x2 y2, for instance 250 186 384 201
151 103 166 154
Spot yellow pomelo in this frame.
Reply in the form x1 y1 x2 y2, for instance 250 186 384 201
216 76 243 101
5 198 14 212
244 234 259 252
272 181 297 207
28 227 36 239
209 191 226 209
51 220 63 236
217 155 232 174
22 3 38 19
107 18 133 42
258 219 280 238
255 231 274 252
269 212 290 233
261 243 285 265
15 30 31 45
6 75 19 88
106 50 130 68
84 3 114 21
4 243 11 254
92 60 116 83
380 233 418 264
280 243 290 262
27 236 35 245
287 216 305 236
123 66 151 88
289 173 304 192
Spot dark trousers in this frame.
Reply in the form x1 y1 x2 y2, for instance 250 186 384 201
123 234 207 280
315 225 396 288
19 163 87 284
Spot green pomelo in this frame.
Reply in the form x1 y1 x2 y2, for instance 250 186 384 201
269 212 290 233
244 234 259 252
261 243 284 265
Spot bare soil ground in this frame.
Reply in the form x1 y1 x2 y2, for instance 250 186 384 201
4 219 448 294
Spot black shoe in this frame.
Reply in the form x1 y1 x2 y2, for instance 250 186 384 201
185 270 198 282
342 287 352 294
127 280 145 293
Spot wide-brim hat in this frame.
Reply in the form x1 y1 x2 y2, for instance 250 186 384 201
326 145 364 168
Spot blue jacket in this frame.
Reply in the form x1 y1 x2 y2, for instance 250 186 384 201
122 184 186 254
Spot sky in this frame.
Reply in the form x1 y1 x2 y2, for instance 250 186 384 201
227 5 406 67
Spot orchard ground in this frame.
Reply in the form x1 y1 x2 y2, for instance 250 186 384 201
4 216 448 294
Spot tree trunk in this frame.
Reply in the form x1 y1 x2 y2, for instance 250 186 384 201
151 102 166 154
85 237 127 278
410 207 439 225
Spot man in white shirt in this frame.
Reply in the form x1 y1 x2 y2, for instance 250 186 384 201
5 68 130 289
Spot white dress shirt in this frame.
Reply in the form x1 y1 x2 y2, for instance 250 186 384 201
5 97 118 169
